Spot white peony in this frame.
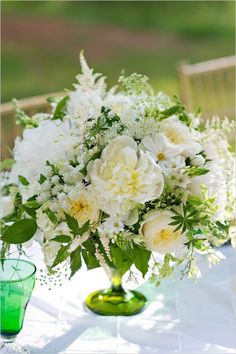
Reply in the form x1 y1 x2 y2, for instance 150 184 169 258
142 133 184 174
0 196 15 218
9 120 78 186
141 210 185 254
88 135 164 220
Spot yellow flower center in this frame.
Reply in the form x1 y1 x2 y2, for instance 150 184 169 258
109 168 140 196
69 198 92 223
157 152 165 161
165 128 184 145
153 228 181 246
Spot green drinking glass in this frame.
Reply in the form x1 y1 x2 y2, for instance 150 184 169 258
0 258 36 354
85 269 146 316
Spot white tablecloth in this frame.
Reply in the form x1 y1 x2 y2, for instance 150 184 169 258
18 245 236 354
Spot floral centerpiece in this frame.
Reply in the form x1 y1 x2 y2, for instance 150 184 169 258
0 54 235 315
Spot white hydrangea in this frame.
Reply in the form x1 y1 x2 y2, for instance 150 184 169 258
10 120 79 186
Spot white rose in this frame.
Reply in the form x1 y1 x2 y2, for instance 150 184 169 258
141 210 185 254
0 196 15 218
161 117 202 157
88 135 164 217
67 189 99 226
43 241 61 267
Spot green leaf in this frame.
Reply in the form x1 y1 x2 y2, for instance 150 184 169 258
46 161 60 175
1 211 20 223
51 235 72 243
45 209 58 225
168 253 183 264
38 174 47 184
82 249 100 270
52 245 69 267
65 213 79 235
1 219 37 244
216 221 229 234
51 96 69 120
0 242 10 260
184 166 209 177
111 244 133 276
18 175 29 186
13 98 38 128
47 96 57 104
21 197 40 217
82 238 101 269
24 200 41 209
78 220 90 236
80 150 102 176
64 214 90 236
21 205 36 218
159 105 180 119
70 246 82 279
132 246 151 277
83 238 96 254
90 107 120 136
0 159 14 171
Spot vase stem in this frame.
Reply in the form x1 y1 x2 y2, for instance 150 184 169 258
111 270 123 291
85 268 147 316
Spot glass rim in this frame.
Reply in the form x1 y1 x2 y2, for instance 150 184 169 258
0 258 36 283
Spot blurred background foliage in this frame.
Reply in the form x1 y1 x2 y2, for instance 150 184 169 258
1 0 235 102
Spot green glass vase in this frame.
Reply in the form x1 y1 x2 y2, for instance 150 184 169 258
0 258 36 354
85 269 146 316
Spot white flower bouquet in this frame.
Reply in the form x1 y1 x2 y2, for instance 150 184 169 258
1 54 235 296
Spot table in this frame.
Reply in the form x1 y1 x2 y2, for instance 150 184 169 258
18 245 236 353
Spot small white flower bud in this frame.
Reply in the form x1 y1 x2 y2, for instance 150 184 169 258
192 155 205 166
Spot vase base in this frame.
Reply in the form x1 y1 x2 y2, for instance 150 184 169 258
85 287 146 316
0 341 29 354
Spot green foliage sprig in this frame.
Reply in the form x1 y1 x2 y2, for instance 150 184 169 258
12 99 38 128
119 72 153 96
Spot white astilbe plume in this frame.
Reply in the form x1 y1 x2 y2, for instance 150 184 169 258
74 51 107 97
67 52 108 119
100 233 112 261
95 244 111 278
205 116 235 134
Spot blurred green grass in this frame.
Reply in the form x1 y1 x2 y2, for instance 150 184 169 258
1 0 235 102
